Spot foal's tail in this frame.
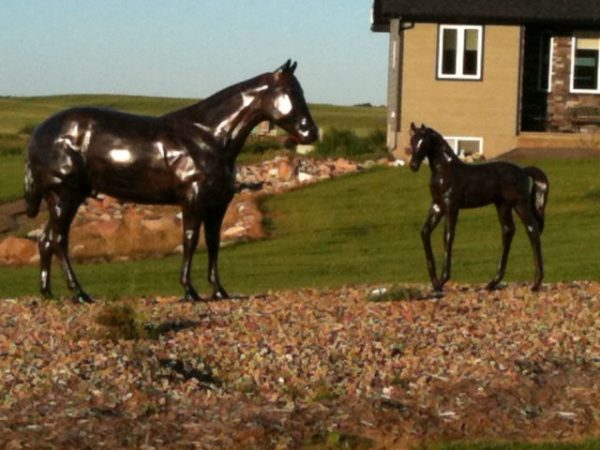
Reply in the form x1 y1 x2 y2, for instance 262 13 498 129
524 166 549 233
24 161 42 218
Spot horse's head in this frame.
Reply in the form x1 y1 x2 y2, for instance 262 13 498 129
262 60 319 144
407 122 433 172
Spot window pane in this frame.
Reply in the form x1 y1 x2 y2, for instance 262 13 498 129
442 28 457 74
577 37 600 50
539 34 552 91
463 29 479 75
574 48 599 90
457 139 480 155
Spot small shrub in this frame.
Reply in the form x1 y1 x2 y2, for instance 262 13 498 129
315 128 387 159
242 137 284 154
18 123 38 136
315 128 363 157
95 302 149 341
584 188 600 202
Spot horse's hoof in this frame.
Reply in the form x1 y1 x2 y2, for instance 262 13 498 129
181 293 203 302
486 280 505 291
72 292 94 304
41 289 54 300
531 283 542 292
212 288 230 301
180 287 203 302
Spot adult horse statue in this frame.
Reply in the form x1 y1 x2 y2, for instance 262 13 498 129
407 123 549 293
24 60 318 303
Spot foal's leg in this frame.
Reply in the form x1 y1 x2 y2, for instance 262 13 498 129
439 207 459 289
46 191 91 303
421 204 444 291
204 203 230 300
487 203 515 290
514 203 544 291
180 205 202 301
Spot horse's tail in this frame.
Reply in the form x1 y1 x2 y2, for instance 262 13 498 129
24 161 42 218
524 166 549 234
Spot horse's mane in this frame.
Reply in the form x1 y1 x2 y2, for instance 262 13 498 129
164 72 271 121
427 128 457 159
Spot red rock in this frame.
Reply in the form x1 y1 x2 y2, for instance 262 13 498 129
0 236 37 266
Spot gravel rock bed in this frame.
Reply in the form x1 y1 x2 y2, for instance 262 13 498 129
1 282 599 448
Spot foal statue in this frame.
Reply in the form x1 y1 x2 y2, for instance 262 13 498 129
24 60 318 303
407 123 549 292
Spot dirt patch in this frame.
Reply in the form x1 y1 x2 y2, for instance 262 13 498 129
1 282 599 448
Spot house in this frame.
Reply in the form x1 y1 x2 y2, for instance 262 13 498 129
371 0 600 158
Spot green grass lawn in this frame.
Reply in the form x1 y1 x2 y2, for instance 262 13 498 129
1 159 598 299
0 154 26 202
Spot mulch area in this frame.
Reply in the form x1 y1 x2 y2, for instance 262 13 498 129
1 282 600 449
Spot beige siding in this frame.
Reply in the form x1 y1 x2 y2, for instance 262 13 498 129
396 23 521 158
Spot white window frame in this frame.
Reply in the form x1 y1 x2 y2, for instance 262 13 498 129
444 136 484 157
570 34 600 94
538 33 554 93
437 25 484 80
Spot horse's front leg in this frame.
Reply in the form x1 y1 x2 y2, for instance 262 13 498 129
438 207 459 290
204 203 230 300
421 204 443 291
487 203 515 290
180 205 202 301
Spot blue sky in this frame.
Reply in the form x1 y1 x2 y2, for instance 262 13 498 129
0 0 388 105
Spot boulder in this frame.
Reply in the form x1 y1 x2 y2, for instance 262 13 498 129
0 236 38 266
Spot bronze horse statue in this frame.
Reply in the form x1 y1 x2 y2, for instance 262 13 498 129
24 60 318 303
407 123 549 292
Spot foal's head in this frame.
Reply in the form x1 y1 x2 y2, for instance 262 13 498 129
261 60 319 144
406 122 434 172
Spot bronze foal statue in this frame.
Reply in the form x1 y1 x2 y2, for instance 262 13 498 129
407 123 549 293
24 60 318 303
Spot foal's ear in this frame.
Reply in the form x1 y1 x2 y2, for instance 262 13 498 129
420 123 426 130
289 61 297 74
410 122 417 134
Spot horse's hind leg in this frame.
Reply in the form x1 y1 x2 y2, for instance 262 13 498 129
46 190 92 303
205 203 230 300
38 222 54 298
487 203 515 290
514 202 544 291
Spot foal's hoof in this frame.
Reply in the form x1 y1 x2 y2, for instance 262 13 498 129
41 289 54 300
485 280 506 291
531 283 542 292
72 291 94 304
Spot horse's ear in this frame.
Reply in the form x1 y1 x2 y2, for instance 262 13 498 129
275 59 292 74
289 61 297 74
410 122 417 134
420 123 426 130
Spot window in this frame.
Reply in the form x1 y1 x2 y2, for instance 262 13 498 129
538 33 554 92
571 33 600 93
438 25 483 80
445 137 483 157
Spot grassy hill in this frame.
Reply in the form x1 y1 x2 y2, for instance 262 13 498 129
0 94 385 136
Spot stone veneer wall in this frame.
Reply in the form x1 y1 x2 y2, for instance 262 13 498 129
548 35 600 132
